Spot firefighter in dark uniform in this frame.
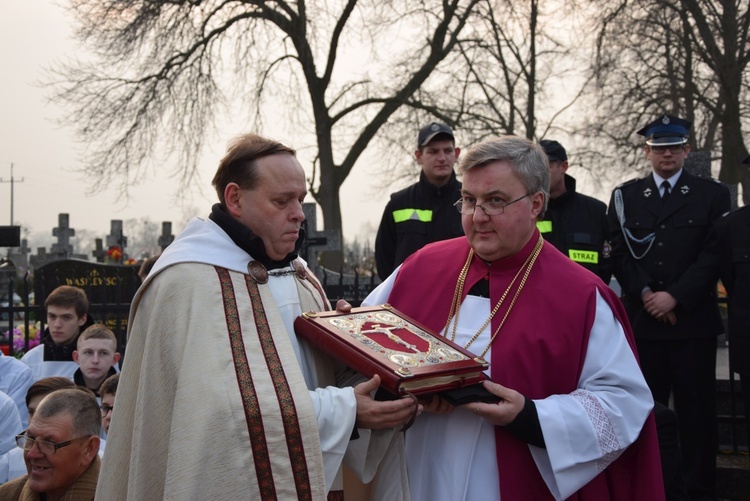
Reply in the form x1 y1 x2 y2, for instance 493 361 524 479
537 139 612 284
375 122 463 280
607 114 731 501
716 155 750 457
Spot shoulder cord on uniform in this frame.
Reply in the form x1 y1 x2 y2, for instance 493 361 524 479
614 188 655 260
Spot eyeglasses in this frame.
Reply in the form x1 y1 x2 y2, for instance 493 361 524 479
15 431 88 455
454 193 531 216
650 144 686 154
100 404 114 416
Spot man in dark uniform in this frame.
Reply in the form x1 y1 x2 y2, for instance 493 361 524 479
375 122 463 280
716 155 750 453
537 139 612 284
607 114 731 500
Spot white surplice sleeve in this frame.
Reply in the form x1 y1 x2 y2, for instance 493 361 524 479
362 267 399 307
530 289 654 500
275 270 406 497
307 385 357 491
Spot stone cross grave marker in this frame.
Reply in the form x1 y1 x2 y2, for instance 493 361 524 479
106 220 128 260
7 238 30 270
29 247 48 269
92 238 106 263
50 214 75 259
158 222 174 250
300 203 341 274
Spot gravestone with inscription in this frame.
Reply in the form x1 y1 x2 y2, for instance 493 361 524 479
34 259 140 356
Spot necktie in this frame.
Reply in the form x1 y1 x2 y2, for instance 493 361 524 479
661 180 671 201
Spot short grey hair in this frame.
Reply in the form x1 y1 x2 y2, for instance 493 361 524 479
35 388 101 438
459 136 550 216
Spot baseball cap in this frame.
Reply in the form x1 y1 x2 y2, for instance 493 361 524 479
540 139 567 162
417 122 455 149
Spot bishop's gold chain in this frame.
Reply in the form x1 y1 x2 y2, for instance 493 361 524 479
441 234 544 357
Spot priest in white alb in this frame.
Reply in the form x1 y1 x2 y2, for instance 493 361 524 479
96 134 417 500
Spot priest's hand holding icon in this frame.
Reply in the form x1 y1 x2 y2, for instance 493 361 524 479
463 380 523 426
335 299 352 313
354 374 422 430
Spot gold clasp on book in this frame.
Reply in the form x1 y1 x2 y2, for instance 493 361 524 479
474 357 489 367
397 367 412 377
302 311 318 318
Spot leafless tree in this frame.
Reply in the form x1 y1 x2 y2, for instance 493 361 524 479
371 0 592 190
447 0 588 141
51 0 481 235
586 0 750 200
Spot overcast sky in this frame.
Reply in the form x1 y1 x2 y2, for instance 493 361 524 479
0 0 389 252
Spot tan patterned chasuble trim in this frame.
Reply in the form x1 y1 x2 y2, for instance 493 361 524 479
216 267 315 500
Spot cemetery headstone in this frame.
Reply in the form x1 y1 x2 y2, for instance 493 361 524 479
300 203 341 275
7 238 29 271
158 222 174 250
29 247 49 269
92 238 106 263
106 220 128 262
685 150 711 178
50 214 75 259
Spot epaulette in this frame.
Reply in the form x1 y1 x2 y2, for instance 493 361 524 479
614 178 639 190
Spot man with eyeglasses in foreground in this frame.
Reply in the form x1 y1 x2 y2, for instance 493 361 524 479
0 388 101 500
364 135 664 500
607 114 730 500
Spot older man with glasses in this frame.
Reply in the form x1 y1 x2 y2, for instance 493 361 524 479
607 113 731 500
0 388 101 500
